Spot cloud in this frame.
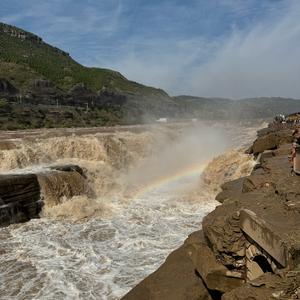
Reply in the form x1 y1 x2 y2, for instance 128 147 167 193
98 0 300 99
1 0 299 99
187 0 300 99
93 0 300 98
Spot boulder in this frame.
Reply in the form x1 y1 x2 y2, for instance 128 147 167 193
202 206 246 267
186 231 244 294
252 133 278 155
216 178 245 203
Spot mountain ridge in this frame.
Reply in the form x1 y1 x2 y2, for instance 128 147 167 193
0 22 300 129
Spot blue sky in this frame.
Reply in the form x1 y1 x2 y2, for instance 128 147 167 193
1 0 300 98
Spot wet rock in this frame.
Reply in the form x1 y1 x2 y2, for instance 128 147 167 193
0 174 41 226
0 164 87 227
122 231 212 300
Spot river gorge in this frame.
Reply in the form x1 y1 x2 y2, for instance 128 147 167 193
0 122 260 299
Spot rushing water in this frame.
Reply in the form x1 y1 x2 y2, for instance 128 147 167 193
0 122 260 300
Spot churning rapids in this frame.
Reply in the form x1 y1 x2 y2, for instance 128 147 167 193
0 122 261 300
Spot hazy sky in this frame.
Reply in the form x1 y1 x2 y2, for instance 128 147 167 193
1 0 300 99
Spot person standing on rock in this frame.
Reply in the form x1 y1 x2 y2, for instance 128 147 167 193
291 129 300 173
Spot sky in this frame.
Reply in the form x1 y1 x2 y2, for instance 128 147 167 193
1 0 300 99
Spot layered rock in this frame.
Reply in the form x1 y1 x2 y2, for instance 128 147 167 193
0 173 41 226
0 164 86 227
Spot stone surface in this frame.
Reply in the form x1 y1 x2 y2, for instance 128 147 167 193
122 231 212 300
216 178 245 203
186 231 244 293
252 133 278 155
240 209 288 268
202 206 246 268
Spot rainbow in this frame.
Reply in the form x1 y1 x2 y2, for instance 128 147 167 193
129 161 208 199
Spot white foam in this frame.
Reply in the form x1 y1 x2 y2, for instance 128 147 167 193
0 122 261 299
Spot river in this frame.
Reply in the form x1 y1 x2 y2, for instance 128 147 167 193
0 122 261 299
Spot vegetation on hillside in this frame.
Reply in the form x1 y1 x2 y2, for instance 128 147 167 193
0 22 167 98
0 22 299 130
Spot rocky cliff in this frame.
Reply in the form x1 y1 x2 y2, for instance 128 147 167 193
123 124 300 300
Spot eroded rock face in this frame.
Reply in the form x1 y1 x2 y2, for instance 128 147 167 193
202 207 246 269
0 164 86 227
24 79 64 105
68 83 96 98
186 231 244 293
0 174 41 226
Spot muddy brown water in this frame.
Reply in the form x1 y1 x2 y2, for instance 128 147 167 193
0 122 261 299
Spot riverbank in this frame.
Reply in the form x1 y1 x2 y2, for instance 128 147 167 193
123 124 300 300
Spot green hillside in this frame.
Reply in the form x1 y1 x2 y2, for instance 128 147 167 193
0 22 167 98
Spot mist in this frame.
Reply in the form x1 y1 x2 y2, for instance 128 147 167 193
124 124 230 192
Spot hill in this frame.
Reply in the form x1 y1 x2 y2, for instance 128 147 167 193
0 22 176 127
0 22 170 96
174 96 300 120
0 22 299 129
